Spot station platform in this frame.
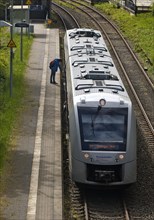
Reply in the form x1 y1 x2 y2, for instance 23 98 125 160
1 24 63 220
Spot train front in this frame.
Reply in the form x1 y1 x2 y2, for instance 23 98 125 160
69 94 136 186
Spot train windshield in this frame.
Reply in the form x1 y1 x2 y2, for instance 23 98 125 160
78 107 128 151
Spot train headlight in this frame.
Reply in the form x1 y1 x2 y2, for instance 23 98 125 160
84 153 90 159
118 154 125 160
99 99 106 106
80 97 86 103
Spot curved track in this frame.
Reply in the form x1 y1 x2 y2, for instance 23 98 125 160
52 2 80 30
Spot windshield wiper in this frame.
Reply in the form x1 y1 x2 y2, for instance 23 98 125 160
91 106 102 136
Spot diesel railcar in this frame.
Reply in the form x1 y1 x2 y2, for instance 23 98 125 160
64 28 136 186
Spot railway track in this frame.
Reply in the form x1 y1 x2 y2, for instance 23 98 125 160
52 2 154 219
52 2 80 30
70 183 131 220
84 190 130 220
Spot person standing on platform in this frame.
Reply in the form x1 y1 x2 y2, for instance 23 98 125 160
49 58 62 84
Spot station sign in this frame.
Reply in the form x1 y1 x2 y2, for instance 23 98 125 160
7 39 16 48
26 0 32 5
15 22 29 28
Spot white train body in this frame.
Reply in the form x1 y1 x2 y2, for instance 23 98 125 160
64 29 136 186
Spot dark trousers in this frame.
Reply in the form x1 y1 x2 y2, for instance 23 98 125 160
50 70 56 83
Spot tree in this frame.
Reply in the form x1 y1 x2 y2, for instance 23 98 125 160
0 0 10 7
0 0 10 19
0 0 10 11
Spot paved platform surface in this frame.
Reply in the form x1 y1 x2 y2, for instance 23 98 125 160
1 24 62 220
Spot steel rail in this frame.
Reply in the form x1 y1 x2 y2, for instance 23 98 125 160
83 189 131 220
52 2 80 29
83 192 89 220
52 5 67 31
123 200 130 220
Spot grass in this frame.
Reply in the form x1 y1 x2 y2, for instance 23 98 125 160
0 29 33 171
95 3 154 80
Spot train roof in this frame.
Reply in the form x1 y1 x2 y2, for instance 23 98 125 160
65 29 129 99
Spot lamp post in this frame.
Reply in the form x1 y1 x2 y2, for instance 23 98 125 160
10 0 14 96
135 0 137 15
20 0 24 61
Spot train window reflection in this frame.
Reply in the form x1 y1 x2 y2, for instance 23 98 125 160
78 107 128 151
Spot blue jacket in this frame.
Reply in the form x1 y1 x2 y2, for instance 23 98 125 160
51 59 61 72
